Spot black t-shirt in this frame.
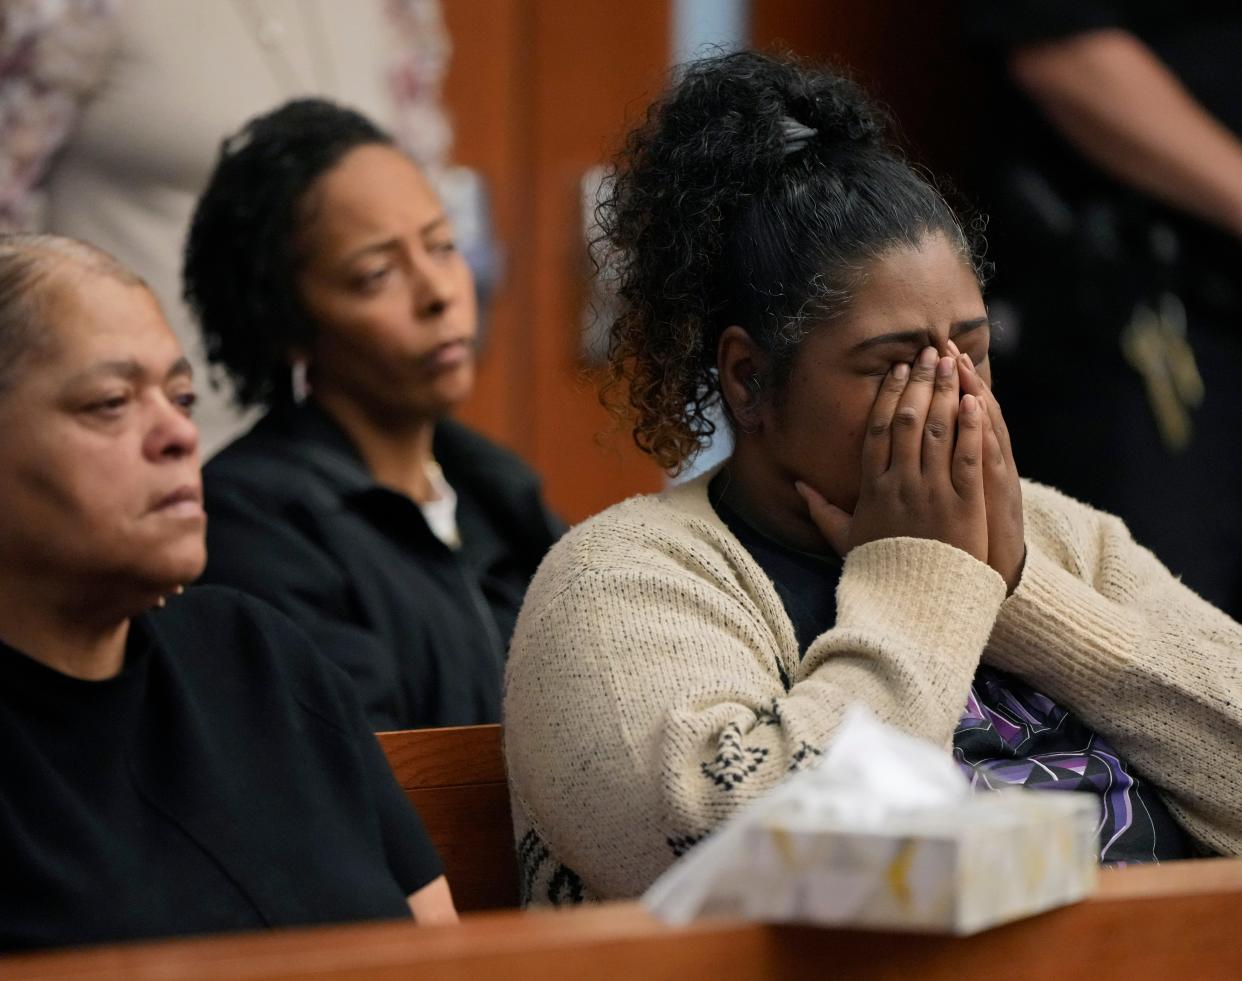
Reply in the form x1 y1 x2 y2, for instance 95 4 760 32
710 485 841 658
0 588 441 953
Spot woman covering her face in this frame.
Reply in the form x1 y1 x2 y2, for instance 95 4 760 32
184 100 563 732
0 235 455 951
503 52 1242 905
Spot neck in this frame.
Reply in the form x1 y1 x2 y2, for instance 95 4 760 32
313 392 438 502
0 582 130 681
718 442 836 556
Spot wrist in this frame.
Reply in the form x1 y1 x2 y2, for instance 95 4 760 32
1004 545 1028 595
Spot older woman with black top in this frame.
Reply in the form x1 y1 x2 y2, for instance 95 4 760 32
0 234 455 951
184 100 563 732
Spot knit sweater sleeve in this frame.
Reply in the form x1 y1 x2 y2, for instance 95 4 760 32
504 500 1006 900
987 481 1242 856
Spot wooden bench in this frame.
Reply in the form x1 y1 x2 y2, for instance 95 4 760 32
377 724 520 912
3 859 1241 979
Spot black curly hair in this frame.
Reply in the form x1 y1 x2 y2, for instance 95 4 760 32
183 98 394 408
598 50 985 473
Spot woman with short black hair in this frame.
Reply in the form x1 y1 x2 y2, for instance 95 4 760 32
0 234 454 951
185 100 562 731
503 51 1242 905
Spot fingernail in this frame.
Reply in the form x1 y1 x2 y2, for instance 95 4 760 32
919 346 937 366
892 362 909 380
946 339 960 356
960 352 974 372
961 394 976 414
937 356 954 378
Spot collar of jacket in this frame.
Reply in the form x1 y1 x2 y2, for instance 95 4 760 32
243 400 553 531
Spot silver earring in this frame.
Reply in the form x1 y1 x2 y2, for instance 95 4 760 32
291 359 310 405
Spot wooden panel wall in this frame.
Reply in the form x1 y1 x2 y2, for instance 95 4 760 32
751 1 980 186
443 0 670 524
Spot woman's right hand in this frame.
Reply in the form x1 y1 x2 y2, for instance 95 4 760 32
798 346 988 563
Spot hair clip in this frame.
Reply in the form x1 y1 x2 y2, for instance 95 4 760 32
779 117 819 156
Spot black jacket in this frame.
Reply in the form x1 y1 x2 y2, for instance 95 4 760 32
201 402 564 730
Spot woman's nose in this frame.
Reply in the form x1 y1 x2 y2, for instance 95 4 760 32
410 254 454 319
932 332 958 359
144 397 200 461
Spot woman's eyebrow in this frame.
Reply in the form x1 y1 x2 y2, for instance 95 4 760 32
341 237 401 265
63 356 194 388
850 317 990 354
951 317 990 339
338 218 449 265
421 214 449 236
166 356 193 382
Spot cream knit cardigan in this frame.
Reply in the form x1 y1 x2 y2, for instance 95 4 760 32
504 474 1242 904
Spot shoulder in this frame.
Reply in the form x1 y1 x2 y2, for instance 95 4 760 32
1020 478 1127 542
434 420 543 496
146 586 355 730
1019 477 1140 579
435 420 566 536
521 474 742 606
203 416 345 516
149 586 320 672
204 417 309 491
435 418 529 470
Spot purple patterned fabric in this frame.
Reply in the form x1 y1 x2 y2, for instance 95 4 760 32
709 485 1191 866
953 665 1189 865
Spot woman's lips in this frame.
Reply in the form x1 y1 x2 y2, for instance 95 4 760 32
153 486 205 519
422 338 472 372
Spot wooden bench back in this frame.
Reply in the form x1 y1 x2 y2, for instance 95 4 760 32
8 861 1242 978
377 724 520 911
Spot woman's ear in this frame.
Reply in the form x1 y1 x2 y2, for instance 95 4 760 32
717 325 767 434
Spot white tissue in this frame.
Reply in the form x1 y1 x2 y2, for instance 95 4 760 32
643 705 1097 933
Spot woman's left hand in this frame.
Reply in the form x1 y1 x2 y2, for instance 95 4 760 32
956 352 1026 593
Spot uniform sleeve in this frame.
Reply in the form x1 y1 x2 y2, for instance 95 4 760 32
504 533 1006 898
986 483 1242 856
963 0 1128 49
202 486 405 730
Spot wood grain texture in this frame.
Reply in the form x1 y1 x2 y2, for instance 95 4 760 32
4 860 1242 980
377 725 506 787
442 0 668 522
377 725 519 912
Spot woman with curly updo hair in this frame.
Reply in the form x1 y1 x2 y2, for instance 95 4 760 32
184 99 562 732
504 51 1242 904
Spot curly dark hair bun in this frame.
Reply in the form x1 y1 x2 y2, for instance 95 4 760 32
599 50 978 473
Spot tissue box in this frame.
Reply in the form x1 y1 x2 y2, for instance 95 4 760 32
732 790 1098 935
